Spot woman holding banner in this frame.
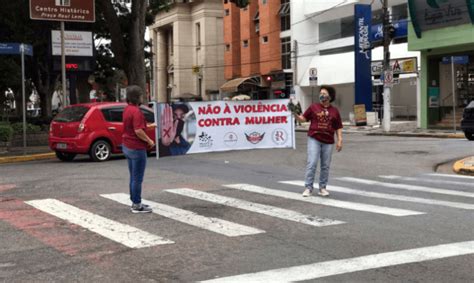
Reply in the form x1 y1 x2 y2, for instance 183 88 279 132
294 85 343 197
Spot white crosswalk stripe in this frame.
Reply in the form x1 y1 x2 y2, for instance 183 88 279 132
223 184 424 216
380 175 474 187
25 199 174 248
101 193 265 237
166 188 344 227
425 173 474 180
281 181 474 210
338 177 474 198
201 240 474 282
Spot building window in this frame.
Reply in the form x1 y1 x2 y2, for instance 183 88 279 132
196 23 201 47
391 3 408 22
243 40 249 48
224 0 229 4
225 9 230 16
319 16 354 43
254 11 260 33
279 0 290 31
281 37 291 70
262 36 268 44
262 0 267 4
225 44 230 51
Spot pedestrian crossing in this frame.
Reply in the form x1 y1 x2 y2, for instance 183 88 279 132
14 173 474 252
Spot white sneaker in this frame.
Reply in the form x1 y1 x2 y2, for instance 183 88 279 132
302 188 313 197
318 188 330 197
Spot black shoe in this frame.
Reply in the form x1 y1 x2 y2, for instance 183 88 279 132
131 203 152 213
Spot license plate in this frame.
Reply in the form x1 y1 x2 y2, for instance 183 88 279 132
56 143 67 149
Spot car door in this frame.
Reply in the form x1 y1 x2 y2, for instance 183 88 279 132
101 106 125 151
140 107 156 144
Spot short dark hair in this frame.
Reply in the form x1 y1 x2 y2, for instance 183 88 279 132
126 85 143 105
320 85 336 102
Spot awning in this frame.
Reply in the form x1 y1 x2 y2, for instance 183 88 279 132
220 76 260 93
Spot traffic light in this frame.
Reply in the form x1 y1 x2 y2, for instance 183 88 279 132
265 75 272 82
229 0 250 8
388 25 396 40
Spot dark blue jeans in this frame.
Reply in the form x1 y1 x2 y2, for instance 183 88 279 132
122 145 147 204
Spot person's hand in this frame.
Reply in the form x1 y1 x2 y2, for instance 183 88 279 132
147 123 157 128
160 104 176 146
147 139 155 149
336 140 343 152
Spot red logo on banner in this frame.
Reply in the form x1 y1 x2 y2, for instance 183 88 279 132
245 132 265 144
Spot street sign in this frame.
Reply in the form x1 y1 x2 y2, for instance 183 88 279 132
373 78 399 86
0 43 33 56
51 30 93 56
309 68 317 86
371 57 417 76
384 70 394 87
30 0 95 22
441 56 469 65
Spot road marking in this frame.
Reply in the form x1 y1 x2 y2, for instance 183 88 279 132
380 175 474 187
200 240 474 282
281 181 474 210
101 193 264 237
338 177 474 198
25 199 174 248
425 173 474 180
223 184 424 217
166 189 344 227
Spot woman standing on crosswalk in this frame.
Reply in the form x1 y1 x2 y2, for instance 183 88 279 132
294 85 343 197
122 85 155 213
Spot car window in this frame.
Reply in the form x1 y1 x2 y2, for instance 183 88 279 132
141 108 155 123
54 106 89 122
102 107 124 122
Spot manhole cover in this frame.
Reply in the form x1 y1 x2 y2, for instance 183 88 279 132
395 151 429 155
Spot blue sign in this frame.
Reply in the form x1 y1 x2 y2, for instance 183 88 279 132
371 19 408 42
0 43 33 56
441 56 469 65
354 4 372 111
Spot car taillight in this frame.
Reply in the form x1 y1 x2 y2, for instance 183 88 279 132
78 122 85 133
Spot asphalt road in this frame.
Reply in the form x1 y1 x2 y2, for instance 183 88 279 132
0 133 473 282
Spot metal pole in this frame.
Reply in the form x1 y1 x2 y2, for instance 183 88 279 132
451 56 456 133
21 44 27 152
61 21 67 107
382 0 391 132
311 86 314 104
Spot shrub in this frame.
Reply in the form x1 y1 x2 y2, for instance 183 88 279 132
11 122 42 135
0 125 13 142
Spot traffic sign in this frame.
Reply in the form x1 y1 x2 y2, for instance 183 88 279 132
0 43 33 56
309 68 318 86
384 70 394 87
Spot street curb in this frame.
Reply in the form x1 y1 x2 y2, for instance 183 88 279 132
0 152 55 164
453 157 474 176
366 133 464 139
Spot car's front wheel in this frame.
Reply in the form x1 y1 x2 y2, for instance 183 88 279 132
464 131 474 141
55 151 76 162
89 140 112 162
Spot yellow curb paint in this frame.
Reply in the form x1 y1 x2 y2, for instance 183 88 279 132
453 157 474 176
0 153 55 164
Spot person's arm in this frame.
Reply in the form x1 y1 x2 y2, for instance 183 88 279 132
294 114 307 123
135 128 155 148
336 128 343 152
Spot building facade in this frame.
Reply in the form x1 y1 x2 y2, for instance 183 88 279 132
292 0 420 122
221 0 292 100
149 0 225 102
408 0 474 129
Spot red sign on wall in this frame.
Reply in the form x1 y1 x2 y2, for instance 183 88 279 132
30 0 95 22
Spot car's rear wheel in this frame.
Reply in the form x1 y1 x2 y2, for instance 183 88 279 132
464 131 474 141
55 151 76 162
90 140 112 162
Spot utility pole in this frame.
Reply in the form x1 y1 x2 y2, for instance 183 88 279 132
382 0 391 132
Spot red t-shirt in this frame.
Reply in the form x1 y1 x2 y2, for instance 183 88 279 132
303 103 343 144
122 104 147 150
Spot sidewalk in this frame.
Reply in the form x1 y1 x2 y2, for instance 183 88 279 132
0 146 54 164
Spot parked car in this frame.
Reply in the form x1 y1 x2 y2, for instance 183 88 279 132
461 101 474 141
49 102 156 162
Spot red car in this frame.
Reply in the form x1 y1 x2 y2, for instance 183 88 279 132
49 102 156 162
